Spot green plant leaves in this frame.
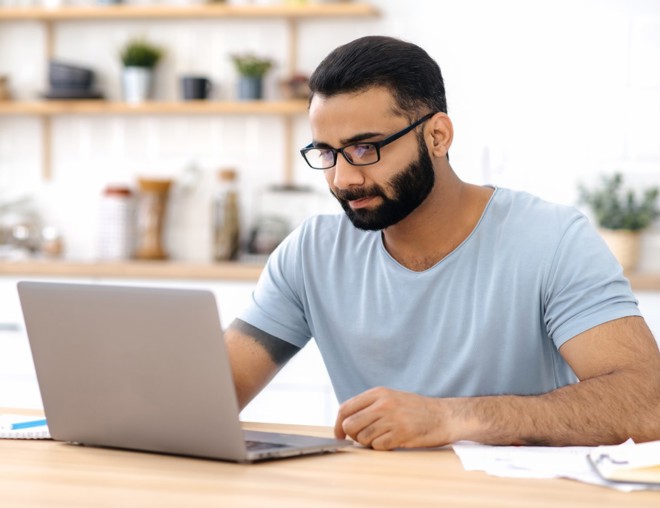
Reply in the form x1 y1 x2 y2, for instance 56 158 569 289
120 38 164 68
578 173 660 231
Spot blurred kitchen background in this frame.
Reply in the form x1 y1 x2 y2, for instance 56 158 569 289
0 0 659 425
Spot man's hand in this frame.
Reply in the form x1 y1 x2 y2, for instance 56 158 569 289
334 387 454 450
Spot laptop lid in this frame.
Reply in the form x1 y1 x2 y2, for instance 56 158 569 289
17 281 350 462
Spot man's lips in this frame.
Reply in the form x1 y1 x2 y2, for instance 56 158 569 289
333 187 384 210
348 196 378 209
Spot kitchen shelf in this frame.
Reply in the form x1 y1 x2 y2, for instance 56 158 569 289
1 260 659 291
0 3 379 21
0 99 309 116
0 3 378 181
0 259 264 281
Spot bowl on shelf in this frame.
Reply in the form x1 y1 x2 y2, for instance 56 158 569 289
48 61 95 90
43 61 104 100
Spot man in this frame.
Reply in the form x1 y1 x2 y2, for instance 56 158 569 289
225 36 660 450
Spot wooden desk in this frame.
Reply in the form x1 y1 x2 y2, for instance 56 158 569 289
1 414 658 508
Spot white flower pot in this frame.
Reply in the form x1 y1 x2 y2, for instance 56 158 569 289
122 67 153 104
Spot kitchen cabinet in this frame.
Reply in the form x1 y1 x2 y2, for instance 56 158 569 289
0 3 379 180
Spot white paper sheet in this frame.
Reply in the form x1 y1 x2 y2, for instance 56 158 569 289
452 439 660 492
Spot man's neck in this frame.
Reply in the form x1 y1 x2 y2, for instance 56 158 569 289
381 169 493 272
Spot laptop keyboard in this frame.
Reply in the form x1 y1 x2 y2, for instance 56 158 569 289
245 440 288 451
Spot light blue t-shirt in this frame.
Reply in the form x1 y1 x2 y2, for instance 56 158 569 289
238 187 641 403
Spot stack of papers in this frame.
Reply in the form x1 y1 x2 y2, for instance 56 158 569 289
453 439 660 492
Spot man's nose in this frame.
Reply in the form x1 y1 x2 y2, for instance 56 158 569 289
332 154 365 189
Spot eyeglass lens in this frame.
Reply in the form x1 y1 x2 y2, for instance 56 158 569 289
305 143 379 169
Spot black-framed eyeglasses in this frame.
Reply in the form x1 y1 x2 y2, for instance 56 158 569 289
300 112 436 170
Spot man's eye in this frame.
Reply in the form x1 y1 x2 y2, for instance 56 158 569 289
353 144 376 157
318 149 334 161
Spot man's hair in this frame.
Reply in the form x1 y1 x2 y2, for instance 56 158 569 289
309 36 447 119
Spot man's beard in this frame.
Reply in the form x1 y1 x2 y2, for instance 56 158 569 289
331 136 436 231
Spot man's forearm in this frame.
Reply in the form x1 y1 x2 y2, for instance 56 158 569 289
446 367 660 446
336 318 660 450
334 367 660 449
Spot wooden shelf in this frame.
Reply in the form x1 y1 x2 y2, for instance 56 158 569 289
0 260 263 281
0 4 379 21
0 99 309 116
1 260 658 291
0 99 309 180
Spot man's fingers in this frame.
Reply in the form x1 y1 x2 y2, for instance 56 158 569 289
333 414 347 440
343 410 382 443
354 420 391 448
334 389 382 441
334 387 447 450
369 430 398 451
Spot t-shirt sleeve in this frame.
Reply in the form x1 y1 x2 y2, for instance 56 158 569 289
237 225 313 349
543 214 642 349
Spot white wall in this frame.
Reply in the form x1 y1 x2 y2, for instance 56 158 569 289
1 0 659 268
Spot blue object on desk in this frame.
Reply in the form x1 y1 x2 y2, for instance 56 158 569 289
10 418 48 430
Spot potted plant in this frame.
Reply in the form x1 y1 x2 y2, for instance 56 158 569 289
231 53 273 100
280 72 311 100
119 38 164 103
578 172 659 272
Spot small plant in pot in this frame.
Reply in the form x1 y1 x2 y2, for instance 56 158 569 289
231 53 273 100
280 72 311 100
578 172 659 272
119 38 164 103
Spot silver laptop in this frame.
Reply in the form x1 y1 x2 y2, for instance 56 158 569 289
17 281 351 462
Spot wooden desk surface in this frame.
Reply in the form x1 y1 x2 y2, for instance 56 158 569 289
1 411 658 508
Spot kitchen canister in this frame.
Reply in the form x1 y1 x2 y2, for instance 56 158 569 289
135 177 172 260
97 184 136 260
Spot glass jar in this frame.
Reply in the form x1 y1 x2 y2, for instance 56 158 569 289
135 178 172 260
212 168 241 261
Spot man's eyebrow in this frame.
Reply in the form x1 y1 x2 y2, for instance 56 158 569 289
311 131 384 149
340 132 383 145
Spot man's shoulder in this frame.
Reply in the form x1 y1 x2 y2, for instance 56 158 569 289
491 187 585 231
481 187 594 262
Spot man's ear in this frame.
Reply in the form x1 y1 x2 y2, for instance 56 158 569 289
426 112 453 158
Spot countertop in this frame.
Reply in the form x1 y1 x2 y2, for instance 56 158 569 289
1 259 659 290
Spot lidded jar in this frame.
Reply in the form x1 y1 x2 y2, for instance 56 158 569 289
97 184 136 260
